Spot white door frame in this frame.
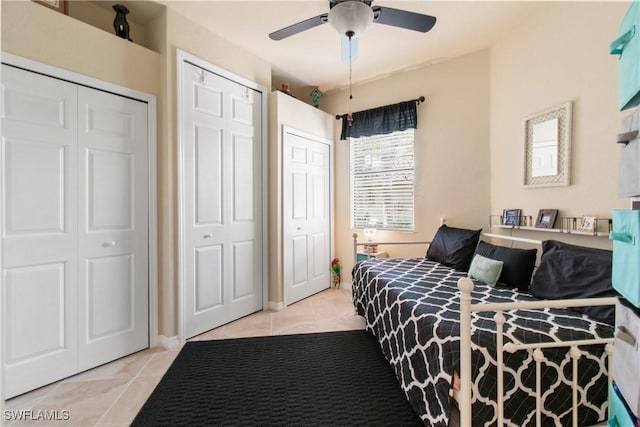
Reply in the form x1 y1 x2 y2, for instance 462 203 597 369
176 49 268 343
281 126 334 306
0 52 159 351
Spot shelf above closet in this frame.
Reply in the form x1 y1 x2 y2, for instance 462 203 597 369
69 1 163 53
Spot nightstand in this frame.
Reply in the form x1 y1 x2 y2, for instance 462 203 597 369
356 251 388 262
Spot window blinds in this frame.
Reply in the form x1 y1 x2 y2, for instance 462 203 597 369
350 129 415 231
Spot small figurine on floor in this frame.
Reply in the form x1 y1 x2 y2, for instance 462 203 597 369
331 258 341 289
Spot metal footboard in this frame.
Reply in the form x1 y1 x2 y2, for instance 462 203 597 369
457 277 616 427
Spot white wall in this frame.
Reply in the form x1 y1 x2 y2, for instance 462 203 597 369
322 50 492 277
68 2 148 46
1 1 160 96
321 1 631 276
489 1 629 249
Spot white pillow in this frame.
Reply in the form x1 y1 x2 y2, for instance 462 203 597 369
468 254 504 287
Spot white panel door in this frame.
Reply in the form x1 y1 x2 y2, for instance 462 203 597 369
181 61 263 338
2 65 150 398
1 65 79 397
77 87 149 370
283 130 331 305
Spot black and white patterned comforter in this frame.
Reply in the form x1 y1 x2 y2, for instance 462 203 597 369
352 258 614 427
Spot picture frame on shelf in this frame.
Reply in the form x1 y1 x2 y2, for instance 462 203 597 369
577 215 597 232
32 0 68 14
535 209 559 229
502 209 522 226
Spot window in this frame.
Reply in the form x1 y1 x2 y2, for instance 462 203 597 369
350 129 415 231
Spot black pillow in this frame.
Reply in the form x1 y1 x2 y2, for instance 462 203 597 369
475 241 537 292
426 225 481 272
530 240 616 325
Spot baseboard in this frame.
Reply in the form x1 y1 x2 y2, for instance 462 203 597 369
337 281 352 290
158 335 180 350
268 301 285 311
267 284 349 311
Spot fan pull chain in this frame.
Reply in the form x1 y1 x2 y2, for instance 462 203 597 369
347 33 354 126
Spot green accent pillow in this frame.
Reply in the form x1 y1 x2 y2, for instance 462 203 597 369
468 254 504 287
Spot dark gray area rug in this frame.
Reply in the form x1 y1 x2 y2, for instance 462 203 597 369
131 330 423 426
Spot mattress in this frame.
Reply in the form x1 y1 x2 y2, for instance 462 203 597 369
352 258 614 426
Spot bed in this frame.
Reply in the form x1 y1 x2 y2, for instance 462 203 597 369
351 225 617 427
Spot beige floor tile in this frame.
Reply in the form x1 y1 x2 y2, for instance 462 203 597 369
137 349 182 378
272 299 318 318
11 378 129 427
270 309 316 324
220 310 272 338
4 382 61 412
188 326 225 341
63 350 153 384
316 314 367 332
94 376 162 427
271 318 324 335
271 298 316 319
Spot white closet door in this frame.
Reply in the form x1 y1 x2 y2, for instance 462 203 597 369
224 70 263 322
283 130 331 305
1 65 80 397
2 65 150 397
181 61 263 338
77 87 149 370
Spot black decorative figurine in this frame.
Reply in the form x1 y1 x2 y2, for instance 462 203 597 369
113 4 132 41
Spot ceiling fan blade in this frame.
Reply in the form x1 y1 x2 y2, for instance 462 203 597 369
269 13 328 40
372 6 436 33
341 35 359 63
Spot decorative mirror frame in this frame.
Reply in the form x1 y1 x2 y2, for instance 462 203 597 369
523 101 572 188
33 0 68 14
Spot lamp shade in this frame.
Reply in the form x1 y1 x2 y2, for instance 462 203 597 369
328 1 374 37
364 228 377 242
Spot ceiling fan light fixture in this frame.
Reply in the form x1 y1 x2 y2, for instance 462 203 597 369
328 1 373 38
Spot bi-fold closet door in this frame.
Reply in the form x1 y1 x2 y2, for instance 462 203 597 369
180 57 264 339
2 64 149 398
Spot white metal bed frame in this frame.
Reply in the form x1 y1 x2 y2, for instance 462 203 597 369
352 232 616 427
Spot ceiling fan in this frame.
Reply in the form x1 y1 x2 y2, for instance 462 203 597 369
269 1 436 61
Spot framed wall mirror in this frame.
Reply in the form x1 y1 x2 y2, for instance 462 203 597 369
523 101 572 188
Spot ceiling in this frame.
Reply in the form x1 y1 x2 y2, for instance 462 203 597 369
119 1 544 93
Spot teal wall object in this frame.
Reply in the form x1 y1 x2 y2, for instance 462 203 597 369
611 209 640 307
309 87 322 108
611 0 640 111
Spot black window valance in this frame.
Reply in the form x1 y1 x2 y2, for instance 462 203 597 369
338 98 421 140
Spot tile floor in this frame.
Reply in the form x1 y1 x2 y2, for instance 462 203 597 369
3 287 365 427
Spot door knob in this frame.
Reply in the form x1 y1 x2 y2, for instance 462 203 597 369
102 240 116 248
